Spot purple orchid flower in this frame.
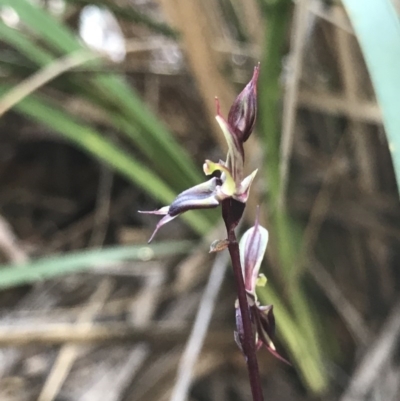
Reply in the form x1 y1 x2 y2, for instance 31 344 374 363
235 212 291 365
140 65 260 243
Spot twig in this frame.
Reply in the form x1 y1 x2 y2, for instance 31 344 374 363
289 134 370 344
158 0 236 148
305 0 353 34
279 0 310 206
89 164 114 247
298 89 382 123
37 279 114 401
169 249 229 401
76 344 149 401
340 299 400 401
0 322 231 346
0 215 28 264
308 258 370 345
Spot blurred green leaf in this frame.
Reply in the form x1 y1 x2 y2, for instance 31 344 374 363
0 241 194 289
0 0 203 192
0 84 211 235
0 21 53 65
257 0 329 394
342 0 400 191
0 0 219 232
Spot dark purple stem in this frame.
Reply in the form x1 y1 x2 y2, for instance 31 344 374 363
222 200 264 401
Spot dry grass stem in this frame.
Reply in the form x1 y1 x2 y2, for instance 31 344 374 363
0 215 28 264
298 89 382 123
170 251 229 401
37 279 114 401
279 0 310 205
0 50 98 117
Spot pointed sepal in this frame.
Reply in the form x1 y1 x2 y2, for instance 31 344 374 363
139 177 221 242
234 169 258 203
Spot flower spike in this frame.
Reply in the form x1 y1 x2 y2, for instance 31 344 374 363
235 208 291 365
140 66 259 242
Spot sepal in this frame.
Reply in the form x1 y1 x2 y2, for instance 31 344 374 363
239 209 269 296
139 177 221 242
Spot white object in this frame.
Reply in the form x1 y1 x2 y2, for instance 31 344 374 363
79 5 126 63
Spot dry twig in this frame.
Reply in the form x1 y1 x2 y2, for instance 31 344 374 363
37 279 114 401
170 251 229 401
0 215 28 264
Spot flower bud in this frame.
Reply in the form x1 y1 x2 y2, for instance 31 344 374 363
228 64 259 143
239 207 269 296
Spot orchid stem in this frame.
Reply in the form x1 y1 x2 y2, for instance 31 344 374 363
227 227 265 401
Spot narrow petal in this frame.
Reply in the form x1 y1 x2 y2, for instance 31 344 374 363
138 206 170 215
147 213 178 243
264 345 291 366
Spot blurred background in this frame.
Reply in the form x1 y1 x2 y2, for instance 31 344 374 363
0 0 400 400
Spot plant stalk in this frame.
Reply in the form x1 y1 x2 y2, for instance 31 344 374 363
227 228 264 401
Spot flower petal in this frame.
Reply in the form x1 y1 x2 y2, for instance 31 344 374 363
147 213 178 243
239 209 269 295
234 169 258 203
138 206 170 215
140 177 221 243
168 177 220 216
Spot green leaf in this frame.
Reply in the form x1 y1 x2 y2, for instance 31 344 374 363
0 21 53 65
258 0 329 394
342 0 400 190
0 84 211 235
0 241 194 289
0 0 203 191
0 0 219 226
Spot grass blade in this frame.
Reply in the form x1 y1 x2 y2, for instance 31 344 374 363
257 0 329 394
0 241 194 290
2 0 203 190
0 84 212 234
342 0 400 189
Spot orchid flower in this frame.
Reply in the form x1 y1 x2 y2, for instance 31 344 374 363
140 65 260 243
235 212 291 365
